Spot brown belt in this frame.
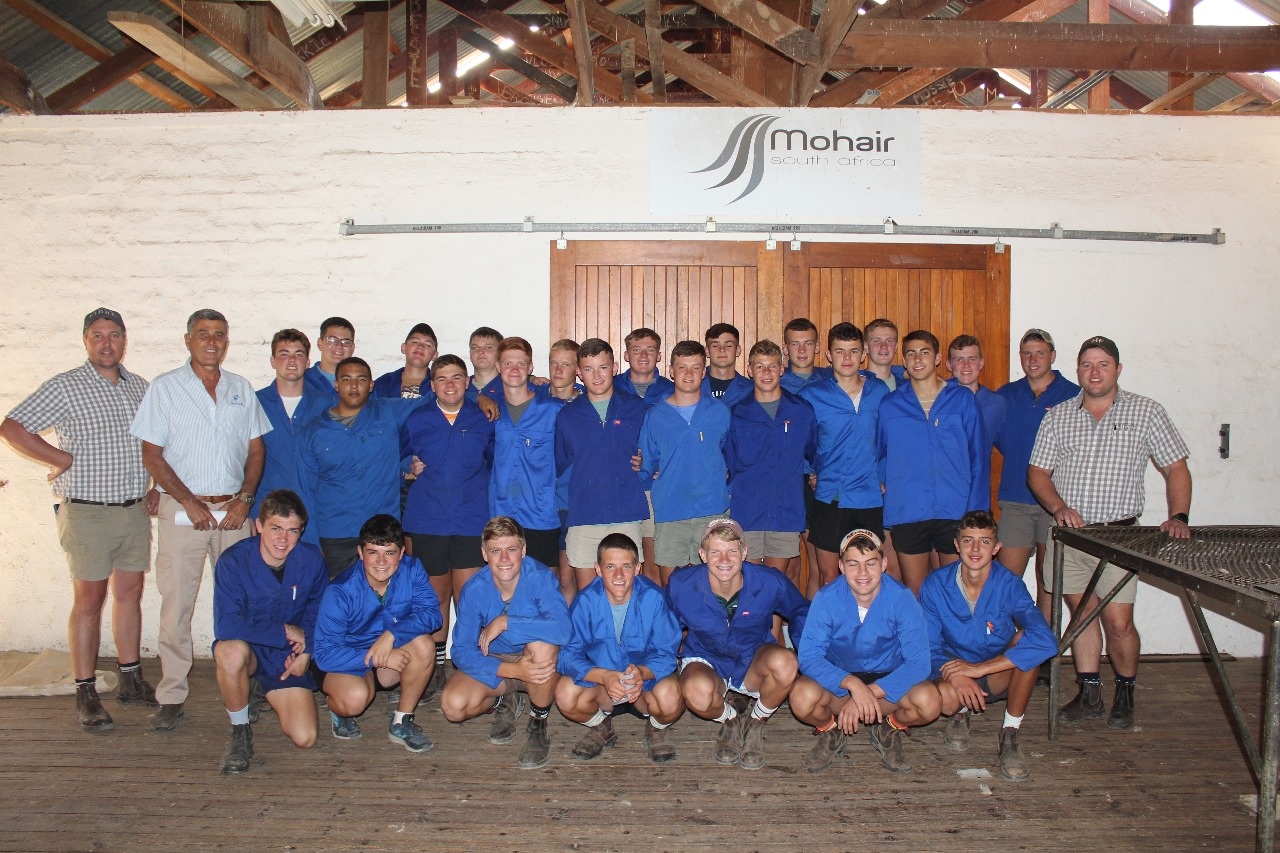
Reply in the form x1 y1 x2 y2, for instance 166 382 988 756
193 494 235 504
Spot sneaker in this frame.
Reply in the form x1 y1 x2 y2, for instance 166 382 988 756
76 683 115 734
643 721 676 764
149 702 184 733
330 711 362 740
869 721 911 772
801 727 846 773
739 717 766 771
247 678 265 724
943 709 971 752
570 717 617 760
115 666 158 707
713 715 743 765
517 715 552 769
1058 680 1105 723
219 724 254 774
388 714 433 752
1108 681 1135 730
997 726 1030 782
488 693 526 745
422 661 446 703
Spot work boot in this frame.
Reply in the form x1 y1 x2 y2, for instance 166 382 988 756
219 724 254 774
1058 680 1105 723
739 717 767 770
869 721 911 772
247 678 265 724
997 726 1030 782
76 683 114 734
488 693 526 745
644 721 676 764
517 715 552 769
943 709 972 752
422 660 446 703
570 717 617 760
801 727 846 773
149 702 184 733
1108 680 1136 730
713 715 743 765
115 666 157 707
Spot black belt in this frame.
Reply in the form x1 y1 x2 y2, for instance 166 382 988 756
67 497 143 508
1088 516 1138 528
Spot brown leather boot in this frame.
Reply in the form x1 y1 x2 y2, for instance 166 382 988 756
76 683 115 734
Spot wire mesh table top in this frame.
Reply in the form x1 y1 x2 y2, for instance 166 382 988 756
1053 526 1280 621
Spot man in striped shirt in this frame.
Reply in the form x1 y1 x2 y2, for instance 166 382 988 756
1028 335 1191 731
3 308 159 733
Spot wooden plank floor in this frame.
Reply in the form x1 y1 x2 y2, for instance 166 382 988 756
0 658 1269 852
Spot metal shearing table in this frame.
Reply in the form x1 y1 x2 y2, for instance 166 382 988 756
1048 525 1280 852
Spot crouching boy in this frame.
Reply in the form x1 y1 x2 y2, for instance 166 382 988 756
313 514 442 752
556 533 684 763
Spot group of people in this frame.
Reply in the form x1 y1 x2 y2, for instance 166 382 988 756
2 305 1192 782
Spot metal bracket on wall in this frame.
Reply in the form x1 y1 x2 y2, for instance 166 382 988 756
337 218 1225 245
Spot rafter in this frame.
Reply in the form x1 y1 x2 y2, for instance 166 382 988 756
456 30 576 103
643 0 667 101
1208 90 1262 112
362 6 389 106
46 43 157 112
1139 71 1223 112
0 53 47 113
796 0 861 105
567 0 596 104
683 0 819 65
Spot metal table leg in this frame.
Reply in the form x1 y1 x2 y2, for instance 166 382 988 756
1258 619 1280 852
1050 538 1063 742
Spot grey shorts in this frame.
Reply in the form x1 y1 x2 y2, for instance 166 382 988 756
565 522 643 569
1044 544 1139 605
741 530 801 560
639 492 655 539
655 513 724 568
998 500 1054 549
55 501 151 582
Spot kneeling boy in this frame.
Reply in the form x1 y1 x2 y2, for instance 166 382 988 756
212 489 328 774
792 530 941 774
556 533 684 763
920 510 1056 782
441 516 570 769
313 514 442 752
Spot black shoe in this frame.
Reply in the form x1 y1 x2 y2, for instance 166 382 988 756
219 724 254 774
116 666 158 707
517 715 552 769
76 683 114 734
1108 681 1135 730
1058 681 1105 723
150 702 184 733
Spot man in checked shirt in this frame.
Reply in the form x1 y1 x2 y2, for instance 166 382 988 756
2 308 160 733
1028 335 1191 731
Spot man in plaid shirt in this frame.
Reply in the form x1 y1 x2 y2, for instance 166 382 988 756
1028 335 1191 731
2 308 160 733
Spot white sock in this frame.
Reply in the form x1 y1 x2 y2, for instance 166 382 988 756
228 704 250 726
714 705 739 723
1003 712 1023 729
584 709 608 727
393 710 410 725
750 700 777 721
647 717 670 730
958 706 970 714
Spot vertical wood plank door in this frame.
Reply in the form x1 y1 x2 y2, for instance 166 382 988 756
549 241 784 373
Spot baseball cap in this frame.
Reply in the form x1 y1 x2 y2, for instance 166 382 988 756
1019 328 1054 349
701 518 745 543
1078 335 1119 361
83 308 125 334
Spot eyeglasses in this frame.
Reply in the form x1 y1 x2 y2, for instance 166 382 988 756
324 336 354 348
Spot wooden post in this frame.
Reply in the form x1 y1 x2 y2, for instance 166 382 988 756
1030 68 1048 107
406 0 429 106
1168 0 1195 110
1087 0 1110 110
362 6 389 107
438 27 458 104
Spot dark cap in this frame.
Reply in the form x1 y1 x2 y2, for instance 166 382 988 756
83 307 125 334
1019 328 1055 349
1078 335 1119 362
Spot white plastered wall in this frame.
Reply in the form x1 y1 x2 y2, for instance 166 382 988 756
0 107 1276 659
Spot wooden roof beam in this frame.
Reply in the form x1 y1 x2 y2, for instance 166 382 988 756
456 30 576 103
157 0 322 108
107 12 281 110
0 53 47 113
683 0 819 64
567 0 596 103
830 21 1280 72
46 42 156 112
1139 71 1223 111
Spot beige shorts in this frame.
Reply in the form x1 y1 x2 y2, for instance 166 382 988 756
565 522 644 570
741 530 801 560
655 513 724 569
639 491 655 539
56 500 151 582
998 500 1054 549
1044 544 1138 605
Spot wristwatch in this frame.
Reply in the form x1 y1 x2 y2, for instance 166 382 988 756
233 492 255 507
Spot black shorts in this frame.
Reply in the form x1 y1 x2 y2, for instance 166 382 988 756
558 509 569 551
319 537 360 580
803 475 818 529
890 518 959 556
976 675 1009 704
809 501 884 555
411 534 483 576
523 527 561 569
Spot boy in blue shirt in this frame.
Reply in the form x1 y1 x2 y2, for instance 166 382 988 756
313 514 442 753
556 533 684 763
702 323 754 407
212 489 328 774
441 516 571 770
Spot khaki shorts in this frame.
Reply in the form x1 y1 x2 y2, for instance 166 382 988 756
56 501 152 582
566 522 643 569
741 530 800 560
1044 544 1138 605
655 513 724 569
639 492 655 539
998 500 1054 549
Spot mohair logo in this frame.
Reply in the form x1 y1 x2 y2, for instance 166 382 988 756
650 108 921 217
